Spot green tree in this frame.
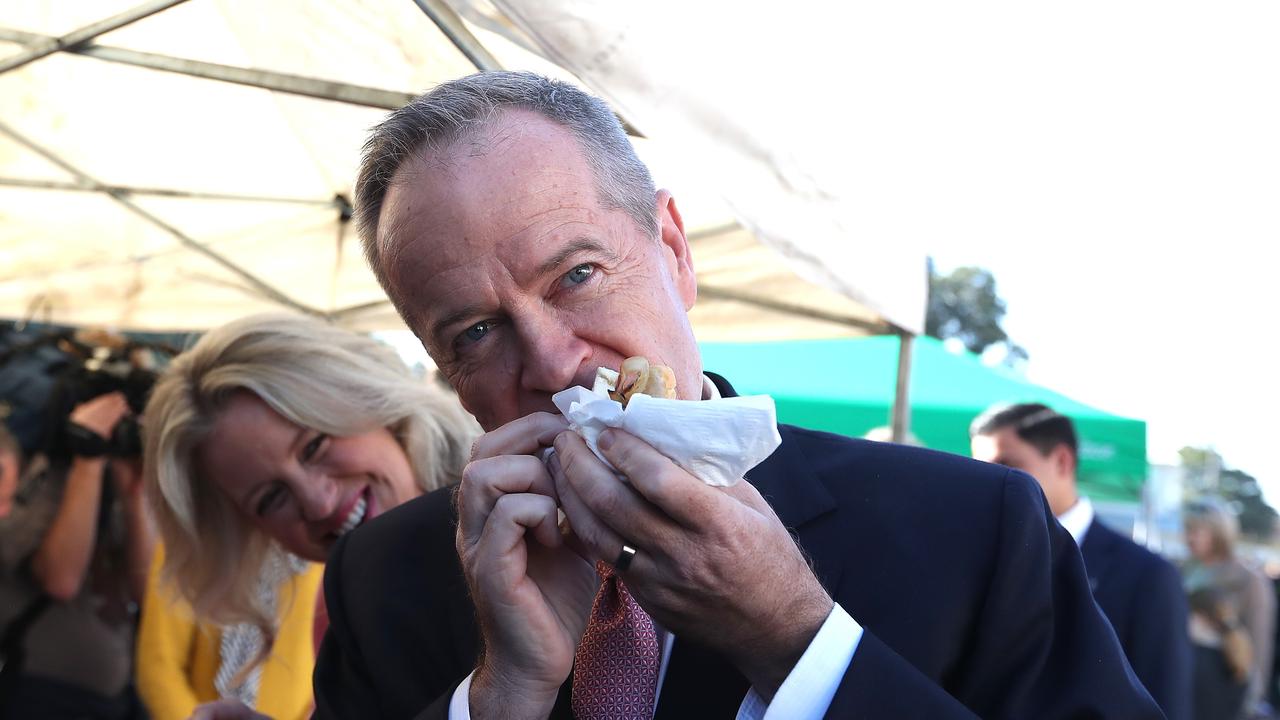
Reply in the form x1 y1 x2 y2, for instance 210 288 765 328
1180 446 1277 542
1178 446 1219 494
925 259 1027 363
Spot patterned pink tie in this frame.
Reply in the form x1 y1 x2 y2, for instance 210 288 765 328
572 562 661 720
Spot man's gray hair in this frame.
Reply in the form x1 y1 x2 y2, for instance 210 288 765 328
355 71 658 293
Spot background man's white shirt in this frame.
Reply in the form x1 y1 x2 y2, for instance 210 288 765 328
1057 496 1095 545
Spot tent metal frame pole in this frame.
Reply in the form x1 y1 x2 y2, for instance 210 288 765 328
407 0 644 137
0 176 337 206
0 119 322 318
890 331 914 443
410 0 502 72
328 299 393 321
698 285 892 334
686 222 742 242
0 0 189 75
0 28 416 110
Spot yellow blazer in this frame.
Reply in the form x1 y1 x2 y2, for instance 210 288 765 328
135 546 324 720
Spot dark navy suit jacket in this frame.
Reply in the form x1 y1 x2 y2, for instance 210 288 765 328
1080 519 1192 720
314 375 1162 719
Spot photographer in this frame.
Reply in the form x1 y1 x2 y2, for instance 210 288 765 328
0 424 19 519
0 391 155 719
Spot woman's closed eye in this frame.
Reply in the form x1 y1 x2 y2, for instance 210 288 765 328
302 433 328 462
256 483 288 517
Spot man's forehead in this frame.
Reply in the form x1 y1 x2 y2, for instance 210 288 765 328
380 116 601 251
381 185 604 290
986 427 1023 448
377 114 621 328
387 110 592 204
971 432 999 456
974 427 1022 453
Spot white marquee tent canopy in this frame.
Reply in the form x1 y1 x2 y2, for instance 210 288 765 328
0 0 927 345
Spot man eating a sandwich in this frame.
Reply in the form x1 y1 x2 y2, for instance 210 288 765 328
311 72 1163 720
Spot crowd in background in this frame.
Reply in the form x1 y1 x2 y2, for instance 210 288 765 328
1 316 478 719
0 314 1273 719
969 403 1277 720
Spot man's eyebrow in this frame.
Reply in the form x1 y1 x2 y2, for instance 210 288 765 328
431 303 490 344
537 238 617 276
428 239 616 344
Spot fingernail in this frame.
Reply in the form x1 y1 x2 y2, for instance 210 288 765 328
598 429 615 451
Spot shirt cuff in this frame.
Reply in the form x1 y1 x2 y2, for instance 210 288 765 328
448 670 475 720
736 603 863 720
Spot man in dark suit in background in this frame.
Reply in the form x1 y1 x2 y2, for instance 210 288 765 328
312 71 1162 719
972 402 1193 720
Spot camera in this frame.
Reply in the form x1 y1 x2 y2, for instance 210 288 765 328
46 356 158 461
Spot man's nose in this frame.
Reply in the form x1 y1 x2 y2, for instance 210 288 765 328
516 312 591 394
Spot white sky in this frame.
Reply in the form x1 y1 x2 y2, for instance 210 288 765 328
383 1 1278 503
836 2 1279 500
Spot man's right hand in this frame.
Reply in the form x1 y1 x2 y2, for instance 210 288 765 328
456 412 598 719
69 391 129 441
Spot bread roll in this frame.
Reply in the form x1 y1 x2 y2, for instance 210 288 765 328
609 356 677 405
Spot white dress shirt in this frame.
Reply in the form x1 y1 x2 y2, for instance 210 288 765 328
448 375 864 719
1057 496 1095 545
449 605 862 720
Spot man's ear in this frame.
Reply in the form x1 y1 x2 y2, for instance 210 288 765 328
1052 443 1077 479
655 189 697 309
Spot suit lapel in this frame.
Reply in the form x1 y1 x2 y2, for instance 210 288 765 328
1079 521 1114 594
710 371 843 587
744 425 843 592
655 636 753 718
651 374 845 716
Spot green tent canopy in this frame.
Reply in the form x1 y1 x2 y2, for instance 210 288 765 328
699 335 1147 503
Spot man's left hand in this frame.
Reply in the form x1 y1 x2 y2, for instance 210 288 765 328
551 428 834 700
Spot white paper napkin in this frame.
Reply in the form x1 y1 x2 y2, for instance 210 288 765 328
550 385 782 487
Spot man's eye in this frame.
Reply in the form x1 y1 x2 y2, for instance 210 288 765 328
561 263 594 288
461 321 494 345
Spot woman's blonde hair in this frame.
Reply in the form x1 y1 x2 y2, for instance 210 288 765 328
143 313 478 636
1185 497 1240 560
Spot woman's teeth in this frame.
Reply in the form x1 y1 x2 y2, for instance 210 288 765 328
337 496 367 537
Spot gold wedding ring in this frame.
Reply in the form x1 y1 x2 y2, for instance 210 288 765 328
614 544 637 571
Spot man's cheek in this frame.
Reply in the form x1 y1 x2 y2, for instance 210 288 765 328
447 375 504 431
450 376 485 418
